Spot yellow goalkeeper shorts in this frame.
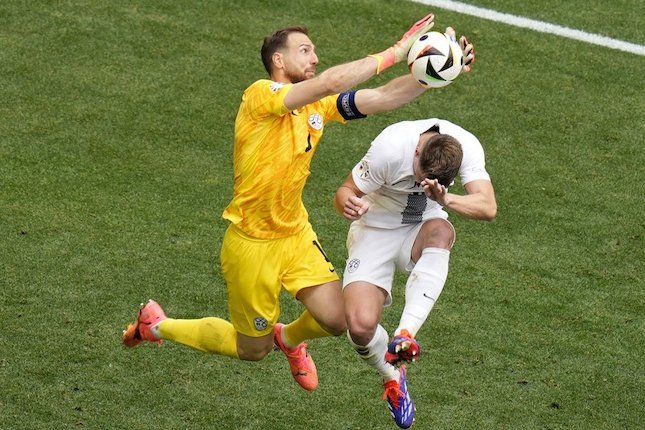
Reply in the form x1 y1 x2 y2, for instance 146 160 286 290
220 223 339 337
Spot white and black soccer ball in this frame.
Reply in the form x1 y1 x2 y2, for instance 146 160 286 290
407 31 464 88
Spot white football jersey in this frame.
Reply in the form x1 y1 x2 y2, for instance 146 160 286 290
351 118 490 228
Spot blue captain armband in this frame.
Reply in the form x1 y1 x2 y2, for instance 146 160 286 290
337 91 367 120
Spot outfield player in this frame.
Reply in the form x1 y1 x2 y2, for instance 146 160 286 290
122 14 474 402
333 118 496 428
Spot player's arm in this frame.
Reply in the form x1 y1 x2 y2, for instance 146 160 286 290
284 57 381 111
333 173 370 221
283 13 434 111
353 27 475 115
422 178 497 221
353 74 427 115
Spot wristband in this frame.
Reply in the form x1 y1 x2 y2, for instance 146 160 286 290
368 47 395 74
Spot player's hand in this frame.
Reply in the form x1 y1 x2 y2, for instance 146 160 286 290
393 13 435 63
343 195 370 220
445 27 475 72
460 35 475 72
369 12 434 74
421 178 449 206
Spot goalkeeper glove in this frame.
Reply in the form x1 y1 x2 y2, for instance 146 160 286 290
369 12 435 74
445 26 475 72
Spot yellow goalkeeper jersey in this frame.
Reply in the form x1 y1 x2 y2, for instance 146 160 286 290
223 79 347 239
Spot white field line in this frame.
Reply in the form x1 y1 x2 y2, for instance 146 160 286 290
413 0 645 56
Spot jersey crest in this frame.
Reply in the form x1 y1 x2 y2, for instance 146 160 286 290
308 113 323 130
357 160 370 179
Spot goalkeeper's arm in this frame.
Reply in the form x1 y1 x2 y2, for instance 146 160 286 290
283 13 435 111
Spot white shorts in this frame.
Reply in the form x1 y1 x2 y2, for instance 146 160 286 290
342 219 454 306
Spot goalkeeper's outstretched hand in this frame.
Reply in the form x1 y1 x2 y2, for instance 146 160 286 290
445 26 475 72
369 12 435 74
393 13 435 63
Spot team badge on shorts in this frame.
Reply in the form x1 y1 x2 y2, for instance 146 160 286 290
253 317 268 331
347 258 361 273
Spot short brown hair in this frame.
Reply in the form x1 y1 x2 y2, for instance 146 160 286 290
260 25 309 75
418 134 463 187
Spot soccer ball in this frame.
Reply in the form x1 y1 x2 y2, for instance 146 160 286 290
407 31 464 88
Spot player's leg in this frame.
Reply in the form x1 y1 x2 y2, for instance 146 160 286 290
122 301 244 359
274 225 343 391
344 280 386 344
343 224 415 427
410 218 455 261
123 224 281 362
152 307 275 360
293 280 345 337
235 332 275 361
342 222 400 372
387 218 455 365
344 281 397 377
400 217 454 334
124 318 275 362
344 284 415 428
169 224 282 360
281 224 345 344
221 225 285 360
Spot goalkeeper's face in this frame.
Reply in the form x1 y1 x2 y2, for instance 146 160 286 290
279 32 319 83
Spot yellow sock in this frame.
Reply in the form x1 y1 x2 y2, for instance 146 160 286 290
283 310 331 347
158 317 239 358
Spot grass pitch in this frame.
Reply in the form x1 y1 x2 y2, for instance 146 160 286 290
1 1 643 429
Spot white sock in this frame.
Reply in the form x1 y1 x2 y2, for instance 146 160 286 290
348 325 399 382
396 247 450 336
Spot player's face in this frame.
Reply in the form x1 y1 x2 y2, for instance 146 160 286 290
413 138 427 183
413 160 426 183
281 32 318 83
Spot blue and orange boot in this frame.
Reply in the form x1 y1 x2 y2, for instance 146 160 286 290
384 329 421 366
383 365 415 428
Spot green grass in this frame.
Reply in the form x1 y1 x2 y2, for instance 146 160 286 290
1 0 643 429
